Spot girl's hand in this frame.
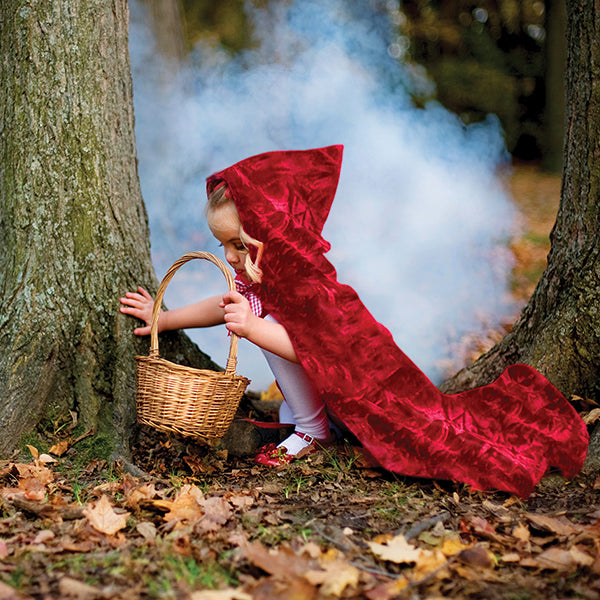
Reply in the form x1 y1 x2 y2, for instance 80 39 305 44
220 290 258 338
119 286 159 336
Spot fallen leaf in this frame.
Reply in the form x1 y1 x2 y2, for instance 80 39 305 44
0 580 33 599
528 546 594 571
83 495 130 535
526 513 582 537
459 544 496 568
26 446 39 460
49 439 71 457
304 554 360 597
125 483 158 508
501 552 521 563
58 577 102 599
227 493 254 510
227 531 248 547
0 541 9 559
198 496 231 532
38 454 56 464
136 521 157 542
250 575 316 600
300 542 323 559
242 541 314 578
13 462 54 486
512 523 530 543
18 478 47 502
365 577 409 600
159 485 205 523
368 534 424 564
583 408 600 425
412 548 449 578
189 590 252 600
439 536 471 557
32 530 55 545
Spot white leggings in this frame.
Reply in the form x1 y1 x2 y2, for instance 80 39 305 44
261 315 330 440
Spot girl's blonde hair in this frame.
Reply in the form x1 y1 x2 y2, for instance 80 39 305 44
207 181 264 283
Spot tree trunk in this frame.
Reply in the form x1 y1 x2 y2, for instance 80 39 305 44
0 0 215 460
440 0 600 465
143 0 186 61
543 0 567 173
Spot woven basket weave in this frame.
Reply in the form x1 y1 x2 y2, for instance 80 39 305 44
136 251 250 443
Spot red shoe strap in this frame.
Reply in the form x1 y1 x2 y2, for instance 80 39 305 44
294 431 314 444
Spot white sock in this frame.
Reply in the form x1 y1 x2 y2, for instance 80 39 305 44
277 432 312 456
261 325 330 441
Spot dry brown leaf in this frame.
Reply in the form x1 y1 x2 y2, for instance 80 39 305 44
412 548 448 578
13 462 54 486
242 541 314 578
300 542 323 559
32 530 55 545
159 485 205 523
125 483 158 508
83 495 130 535
527 546 594 571
526 513 582 537
368 534 423 564
250 575 316 600
227 493 254 510
189 589 252 600
62 539 95 553
198 496 232 532
439 536 470 557
49 439 71 457
0 541 9 560
18 478 47 502
26 445 39 460
364 577 409 600
304 553 360 597
583 408 600 425
38 454 56 464
512 523 530 542
227 531 248 547
58 577 102 599
467 516 507 542
136 521 157 542
501 552 521 563
458 544 496 568
0 580 33 599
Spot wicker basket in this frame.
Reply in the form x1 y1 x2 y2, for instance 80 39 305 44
136 251 250 443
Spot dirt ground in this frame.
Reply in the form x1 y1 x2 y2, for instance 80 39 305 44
1 164 598 599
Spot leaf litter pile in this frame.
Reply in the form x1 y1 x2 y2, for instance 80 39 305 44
2 166 600 599
1 419 600 600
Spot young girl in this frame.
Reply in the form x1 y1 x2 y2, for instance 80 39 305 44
120 175 335 463
121 145 589 497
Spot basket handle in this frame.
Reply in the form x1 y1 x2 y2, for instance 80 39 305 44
149 251 240 375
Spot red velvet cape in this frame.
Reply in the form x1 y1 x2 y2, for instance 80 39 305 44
207 145 589 497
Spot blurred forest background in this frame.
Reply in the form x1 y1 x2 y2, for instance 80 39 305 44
131 0 566 388
146 0 565 171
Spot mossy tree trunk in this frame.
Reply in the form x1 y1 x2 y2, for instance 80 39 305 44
441 0 600 465
0 0 215 460
543 0 567 173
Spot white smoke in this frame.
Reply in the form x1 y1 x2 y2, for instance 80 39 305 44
129 0 516 390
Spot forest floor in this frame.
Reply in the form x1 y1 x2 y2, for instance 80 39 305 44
1 164 599 600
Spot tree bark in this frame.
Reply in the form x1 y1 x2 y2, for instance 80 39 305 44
440 0 600 463
0 0 215 459
543 0 567 173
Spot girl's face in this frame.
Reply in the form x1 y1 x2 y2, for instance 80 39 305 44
207 202 248 277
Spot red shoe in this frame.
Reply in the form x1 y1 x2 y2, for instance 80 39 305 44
254 443 297 466
254 431 331 466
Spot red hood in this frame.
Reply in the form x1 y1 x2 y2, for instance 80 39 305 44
207 145 343 260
